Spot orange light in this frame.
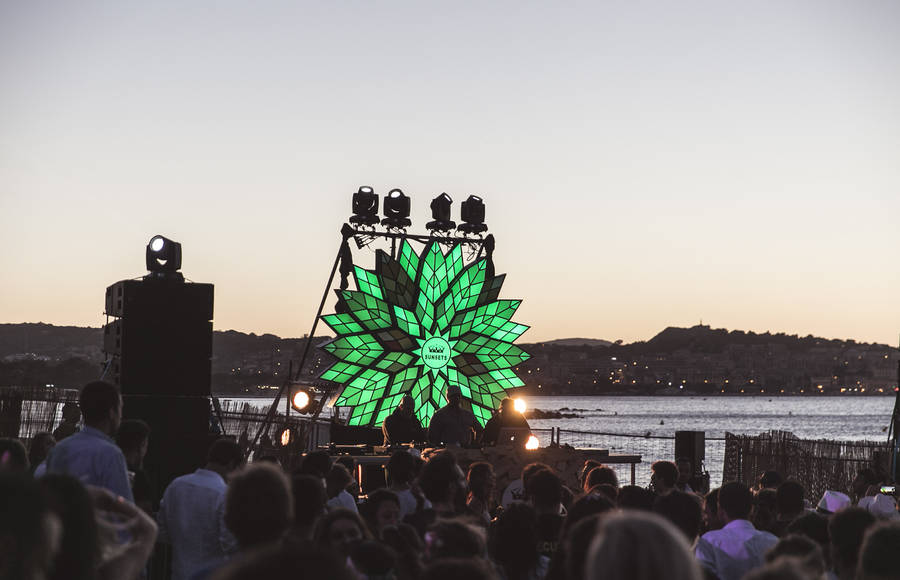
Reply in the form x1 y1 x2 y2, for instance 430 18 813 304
292 390 312 412
513 398 527 414
525 435 539 450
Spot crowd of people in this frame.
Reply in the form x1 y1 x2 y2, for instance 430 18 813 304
1 380 899 580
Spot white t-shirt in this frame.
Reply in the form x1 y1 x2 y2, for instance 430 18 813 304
392 487 431 519
501 478 526 509
327 489 359 513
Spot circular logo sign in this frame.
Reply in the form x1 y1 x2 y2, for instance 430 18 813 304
421 336 452 370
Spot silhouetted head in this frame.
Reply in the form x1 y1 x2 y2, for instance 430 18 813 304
116 419 150 464
206 438 243 474
829 507 877 578
776 481 805 518
28 433 55 470
362 489 401 537
225 463 293 550
719 481 753 522
586 511 702 580
300 450 333 479
446 385 462 407
78 381 121 434
651 461 679 493
654 489 703 543
857 521 900 580
315 508 371 561
387 449 417 485
0 438 28 472
399 394 415 413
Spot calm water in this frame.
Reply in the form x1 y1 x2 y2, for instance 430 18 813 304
225 394 896 486
226 395 896 441
520 395 895 441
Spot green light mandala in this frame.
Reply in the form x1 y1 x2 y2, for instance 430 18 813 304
319 241 530 428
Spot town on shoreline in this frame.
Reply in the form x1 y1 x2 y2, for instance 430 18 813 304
1 322 897 397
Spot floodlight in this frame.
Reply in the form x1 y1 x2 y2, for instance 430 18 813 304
350 186 379 226
381 188 411 229
145 235 183 280
525 434 540 450
291 388 314 413
458 195 487 235
426 193 455 232
513 398 527 414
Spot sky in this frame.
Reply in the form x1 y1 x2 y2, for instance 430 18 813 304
1 1 899 346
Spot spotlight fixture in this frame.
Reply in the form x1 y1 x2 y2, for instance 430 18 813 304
145 235 183 281
381 188 411 229
349 186 379 227
290 386 317 414
458 195 487 235
426 193 456 232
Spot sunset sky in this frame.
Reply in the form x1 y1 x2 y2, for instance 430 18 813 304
2 1 899 346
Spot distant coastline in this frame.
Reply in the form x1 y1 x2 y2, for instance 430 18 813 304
1 322 897 397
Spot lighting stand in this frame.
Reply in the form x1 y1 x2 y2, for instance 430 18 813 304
249 224 492 455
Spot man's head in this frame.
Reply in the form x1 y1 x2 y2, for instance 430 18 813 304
446 385 462 407
651 461 678 494
326 464 353 499
526 468 562 512
300 450 333 479
115 419 150 464
386 449 416 486
399 395 415 414
78 381 122 434
206 438 243 474
776 481 805 518
654 490 703 542
418 451 463 505
675 457 692 485
718 481 753 522
857 521 900 580
225 463 293 550
499 398 514 414
829 507 877 576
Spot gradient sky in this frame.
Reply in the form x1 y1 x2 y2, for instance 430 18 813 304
2 1 899 345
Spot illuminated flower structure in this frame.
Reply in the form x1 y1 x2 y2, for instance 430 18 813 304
319 241 530 428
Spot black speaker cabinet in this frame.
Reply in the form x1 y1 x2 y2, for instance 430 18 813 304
104 277 215 493
674 430 706 468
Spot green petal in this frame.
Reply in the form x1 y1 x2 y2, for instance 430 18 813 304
354 266 384 300
340 290 393 331
398 240 421 286
323 334 384 365
321 313 365 336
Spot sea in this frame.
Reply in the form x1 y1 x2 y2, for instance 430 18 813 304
223 395 896 487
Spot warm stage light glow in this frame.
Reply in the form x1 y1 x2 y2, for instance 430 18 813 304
513 398 527 414
525 434 539 450
292 391 311 411
280 428 292 446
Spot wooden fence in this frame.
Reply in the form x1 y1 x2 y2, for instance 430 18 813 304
722 430 892 501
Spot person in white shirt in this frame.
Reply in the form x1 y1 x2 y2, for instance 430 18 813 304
695 481 779 580
157 439 243 580
386 449 428 519
326 463 358 513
